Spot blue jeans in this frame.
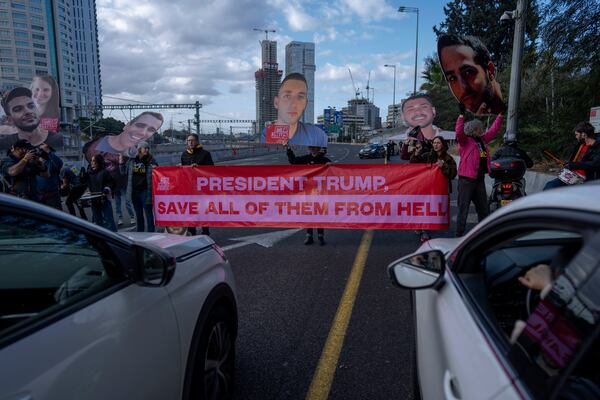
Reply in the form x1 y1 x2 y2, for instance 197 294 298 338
114 187 134 219
543 177 566 191
131 190 155 232
92 199 117 232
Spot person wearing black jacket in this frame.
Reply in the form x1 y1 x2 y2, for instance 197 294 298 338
287 146 331 245
544 122 599 190
87 154 117 231
181 134 213 235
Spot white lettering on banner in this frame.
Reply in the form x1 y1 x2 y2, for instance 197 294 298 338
195 175 388 192
196 176 309 192
155 195 449 224
312 176 386 191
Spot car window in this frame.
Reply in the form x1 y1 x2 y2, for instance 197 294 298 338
453 227 600 399
0 213 124 341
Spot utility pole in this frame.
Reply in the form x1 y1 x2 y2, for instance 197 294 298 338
195 101 201 135
504 0 527 142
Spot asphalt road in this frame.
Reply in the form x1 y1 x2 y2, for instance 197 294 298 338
203 144 466 400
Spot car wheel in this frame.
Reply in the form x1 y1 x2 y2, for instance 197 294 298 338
187 305 235 400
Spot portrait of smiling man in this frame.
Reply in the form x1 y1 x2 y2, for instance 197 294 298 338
437 34 505 116
0 87 63 151
83 111 164 175
260 73 328 147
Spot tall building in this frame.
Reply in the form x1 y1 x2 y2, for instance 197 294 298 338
0 0 101 131
255 39 282 131
285 41 315 124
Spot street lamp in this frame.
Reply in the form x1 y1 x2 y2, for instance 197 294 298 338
384 64 397 128
398 6 419 94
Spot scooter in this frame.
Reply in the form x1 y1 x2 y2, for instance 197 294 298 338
488 157 527 212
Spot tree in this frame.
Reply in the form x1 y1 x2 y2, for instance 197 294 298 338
434 0 540 70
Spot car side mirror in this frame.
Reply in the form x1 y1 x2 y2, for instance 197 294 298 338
388 250 445 290
134 245 176 287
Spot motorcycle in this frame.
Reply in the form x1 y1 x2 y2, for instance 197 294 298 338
488 157 527 212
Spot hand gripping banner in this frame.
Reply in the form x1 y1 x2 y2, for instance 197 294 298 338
153 164 449 230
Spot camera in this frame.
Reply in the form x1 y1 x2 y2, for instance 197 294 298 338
408 125 421 138
32 146 50 160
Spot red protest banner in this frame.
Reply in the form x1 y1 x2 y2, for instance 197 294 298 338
152 164 450 230
265 124 290 144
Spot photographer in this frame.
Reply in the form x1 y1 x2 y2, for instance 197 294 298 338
36 143 63 209
86 154 117 231
1 139 49 201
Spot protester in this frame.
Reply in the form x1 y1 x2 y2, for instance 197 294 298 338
260 73 328 147
1 139 49 200
0 87 63 150
60 165 88 220
181 134 213 235
86 154 117 232
455 105 504 237
121 142 158 232
400 94 439 160
386 140 396 161
36 143 63 209
410 136 457 242
543 122 599 190
437 34 505 116
113 169 136 226
287 145 331 245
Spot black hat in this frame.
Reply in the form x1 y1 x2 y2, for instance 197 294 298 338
1 87 33 114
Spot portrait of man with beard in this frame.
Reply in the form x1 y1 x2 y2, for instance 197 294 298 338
0 87 63 151
437 34 506 116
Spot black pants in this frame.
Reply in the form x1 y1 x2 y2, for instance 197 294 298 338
456 177 488 236
306 228 324 237
188 226 210 236
65 184 87 220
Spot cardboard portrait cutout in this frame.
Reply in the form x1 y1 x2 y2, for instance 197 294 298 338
83 111 164 177
0 83 63 151
259 73 328 148
30 75 60 132
388 94 455 142
437 34 505 116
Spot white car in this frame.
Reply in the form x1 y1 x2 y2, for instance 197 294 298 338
0 194 237 400
388 184 600 400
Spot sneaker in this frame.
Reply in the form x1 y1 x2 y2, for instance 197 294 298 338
117 218 123 226
130 219 136 226
304 236 314 245
318 236 326 246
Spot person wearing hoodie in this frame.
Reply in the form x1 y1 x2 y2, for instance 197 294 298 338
121 141 158 232
181 134 213 235
455 104 503 237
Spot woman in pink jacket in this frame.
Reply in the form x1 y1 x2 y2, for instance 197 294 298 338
455 108 504 236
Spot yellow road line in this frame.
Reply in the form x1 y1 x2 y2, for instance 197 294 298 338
305 230 374 400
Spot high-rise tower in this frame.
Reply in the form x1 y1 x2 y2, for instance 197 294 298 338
285 41 315 124
255 39 282 131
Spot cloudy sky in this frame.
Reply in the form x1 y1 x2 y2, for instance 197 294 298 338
97 0 449 132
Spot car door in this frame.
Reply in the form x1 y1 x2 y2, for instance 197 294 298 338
421 207 600 400
0 211 181 400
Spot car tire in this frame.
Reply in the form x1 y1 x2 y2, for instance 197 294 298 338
186 304 236 400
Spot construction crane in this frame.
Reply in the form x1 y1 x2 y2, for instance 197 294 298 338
348 68 360 100
365 70 372 102
253 28 276 40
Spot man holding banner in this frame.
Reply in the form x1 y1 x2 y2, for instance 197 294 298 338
181 134 213 236
260 73 328 147
287 146 332 245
